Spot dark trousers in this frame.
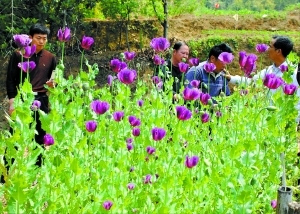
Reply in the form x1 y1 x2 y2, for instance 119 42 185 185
1 94 49 183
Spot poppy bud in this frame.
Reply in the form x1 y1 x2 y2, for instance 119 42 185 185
57 63 65 70
82 82 89 91
199 110 205 115
266 106 277 111
201 82 208 89
120 52 125 59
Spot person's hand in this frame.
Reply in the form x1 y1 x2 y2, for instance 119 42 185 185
46 79 56 88
223 69 231 81
8 98 14 115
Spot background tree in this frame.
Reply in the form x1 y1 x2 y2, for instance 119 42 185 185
100 0 139 51
0 0 298 55
150 0 168 38
0 0 97 55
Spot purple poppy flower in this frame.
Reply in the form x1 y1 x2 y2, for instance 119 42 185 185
110 59 127 73
127 143 133 151
157 81 163 90
126 138 133 144
152 76 161 85
153 55 164 65
215 111 222 118
44 134 54 146
30 100 41 111
176 106 192 121
128 115 141 127
150 37 170 52
185 155 199 168
183 87 201 101
178 62 189 73
137 100 144 107
18 61 36 73
107 75 114 86
239 89 249 96
190 80 200 88
127 183 135 190
146 146 156 155
85 120 97 132
242 54 258 77
113 111 124 122
110 59 121 72
279 64 288 73
57 27 71 42
124 51 136 61
144 174 152 184
13 34 31 48
199 93 211 105
90 100 110 115
103 200 113 210
218 52 234 64
81 35 94 50
239 51 247 68
283 83 297 95
120 62 127 70
201 112 210 123
271 200 277 209
117 68 136 85
151 127 166 141
256 44 269 53
263 73 283 89
189 58 200 66
203 62 216 73
132 127 140 137
22 45 36 59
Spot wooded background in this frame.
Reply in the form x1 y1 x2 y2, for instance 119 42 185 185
0 0 299 55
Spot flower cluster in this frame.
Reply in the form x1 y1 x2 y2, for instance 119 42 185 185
109 55 137 84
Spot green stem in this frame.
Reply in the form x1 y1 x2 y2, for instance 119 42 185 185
80 50 85 72
181 72 184 92
20 56 23 89
224 65 227 95
61 42 65 64
27 58 29 80
208 74 210 94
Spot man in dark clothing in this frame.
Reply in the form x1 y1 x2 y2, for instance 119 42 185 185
155 41 189 94
2 23 56 183
6 23 56 144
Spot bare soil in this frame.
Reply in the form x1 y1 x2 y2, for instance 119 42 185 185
0 10 299 131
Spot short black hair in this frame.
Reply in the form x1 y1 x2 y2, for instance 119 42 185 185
29 23 50 37
173 41 188 51
208 43 233 59
272 35 293 58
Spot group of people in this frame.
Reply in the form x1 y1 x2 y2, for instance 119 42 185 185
160 36 300 117
161 36 299 101
1 22 300 183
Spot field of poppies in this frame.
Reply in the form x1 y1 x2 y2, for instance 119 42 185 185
0 29 299 213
